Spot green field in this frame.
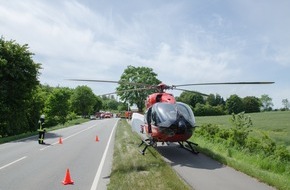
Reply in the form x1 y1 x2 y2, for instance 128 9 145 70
195 111 290 150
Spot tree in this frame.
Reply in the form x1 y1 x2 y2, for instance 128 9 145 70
282 99 290 110
117 102 129 111
71 86 96 116
194 103 225 116
102 99 119 111
45 87 72 125
177 91 205 108
206 93 225 106
243 96 261 113
226 94 244 114
26 85 47 132
116 65 161 112
260 94 273 111
93 96 103 112
0 37 41 136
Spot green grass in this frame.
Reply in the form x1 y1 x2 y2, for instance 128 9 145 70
193 136 290 190
195 111 290 150
193 111 290 190
107 119 192 190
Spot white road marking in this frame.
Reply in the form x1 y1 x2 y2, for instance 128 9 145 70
40 124 97 151
0 156 27 170
90 122 116 190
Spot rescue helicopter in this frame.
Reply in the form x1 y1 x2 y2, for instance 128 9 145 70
69 79 274 155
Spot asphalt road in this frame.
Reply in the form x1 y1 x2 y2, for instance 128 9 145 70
131 113 276 190
0 118 118 190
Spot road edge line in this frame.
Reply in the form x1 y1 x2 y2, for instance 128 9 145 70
90 122 117 190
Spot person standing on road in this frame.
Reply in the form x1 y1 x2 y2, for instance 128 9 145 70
38 115 46 144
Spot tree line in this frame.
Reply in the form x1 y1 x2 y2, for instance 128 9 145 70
176 92 286 116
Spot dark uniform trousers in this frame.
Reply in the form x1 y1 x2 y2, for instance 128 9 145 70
38 129 45 144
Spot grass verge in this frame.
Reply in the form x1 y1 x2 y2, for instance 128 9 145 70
192 135 290 190
107 119 192 190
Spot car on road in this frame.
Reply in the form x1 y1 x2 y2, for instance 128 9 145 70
90 115 96 120
104 112 112 118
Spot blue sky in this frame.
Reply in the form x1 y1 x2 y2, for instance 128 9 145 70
1 0 289 108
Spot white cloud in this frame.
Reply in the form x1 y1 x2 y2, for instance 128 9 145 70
1 0 289 108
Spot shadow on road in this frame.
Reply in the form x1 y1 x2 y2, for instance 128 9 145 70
156 143 224 170
12 132 61 143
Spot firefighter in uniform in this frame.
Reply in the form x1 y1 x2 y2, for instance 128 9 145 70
38 115 46 144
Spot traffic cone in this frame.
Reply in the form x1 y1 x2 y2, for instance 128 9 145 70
59 137 63 144
62 169 74 185
96 135 99 142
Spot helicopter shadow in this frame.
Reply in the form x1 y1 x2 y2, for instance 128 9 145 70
156 143 224 170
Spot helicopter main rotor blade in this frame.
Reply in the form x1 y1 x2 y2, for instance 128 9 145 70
174 88 209 96
99 87 157 96
67 79 153 87
173 81 274 87
68 79 120 83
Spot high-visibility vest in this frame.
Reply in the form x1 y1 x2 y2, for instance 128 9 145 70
37 121 46 132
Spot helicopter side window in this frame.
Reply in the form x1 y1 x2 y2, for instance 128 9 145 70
156 94 162 102
145 107 152 125
176 102 195 126
152 110 161 125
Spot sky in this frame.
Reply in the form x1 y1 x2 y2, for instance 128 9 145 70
1 0 289 108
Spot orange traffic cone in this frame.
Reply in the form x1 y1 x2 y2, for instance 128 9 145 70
62 169 74 185
59 137 63 144
96 135 99 142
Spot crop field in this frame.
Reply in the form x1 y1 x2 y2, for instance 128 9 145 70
195 111 290 151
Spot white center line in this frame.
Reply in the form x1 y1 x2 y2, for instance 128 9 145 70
39 124 97 151
0 156 27 170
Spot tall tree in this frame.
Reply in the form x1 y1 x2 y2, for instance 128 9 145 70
206 93 225 106
243 96 261 113
0 37 41 136
177 91 205 108
226 94 244 114
103 99 119 110
116 65 161 112
71 86 96 116
93 96 103 112
26 86 47 132
45 87 72 125
260 94 273 111
282 99 290 110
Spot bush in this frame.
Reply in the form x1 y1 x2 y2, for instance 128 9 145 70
245 136 262 153
194 104 225 116
67 112 77 121
274 145 290 162
194 112 290 176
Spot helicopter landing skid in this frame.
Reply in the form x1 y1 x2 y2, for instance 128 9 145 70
138 138 156 155
178 141 199 154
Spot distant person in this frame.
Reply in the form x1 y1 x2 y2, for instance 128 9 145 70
38 115 46 144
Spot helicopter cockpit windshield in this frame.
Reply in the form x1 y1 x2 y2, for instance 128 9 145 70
150 102 195 128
